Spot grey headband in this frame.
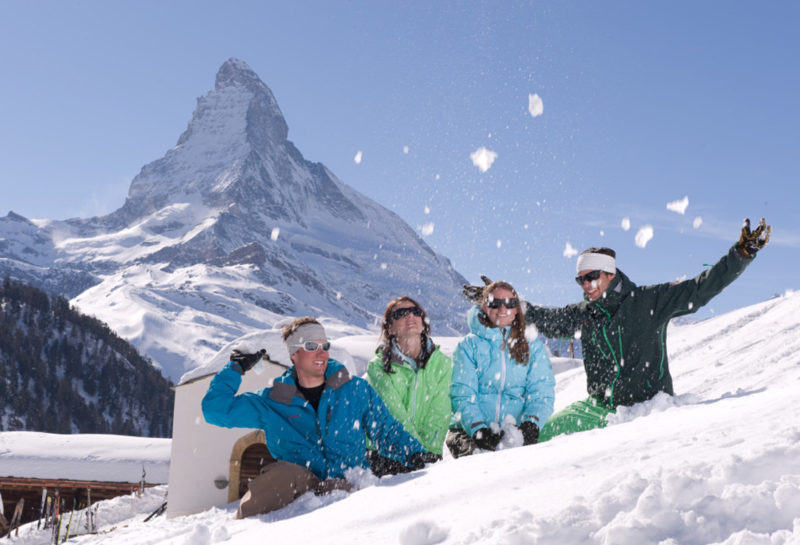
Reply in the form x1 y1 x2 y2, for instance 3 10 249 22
285 322 328 354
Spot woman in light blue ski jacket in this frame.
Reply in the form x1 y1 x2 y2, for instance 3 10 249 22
447 281 555 457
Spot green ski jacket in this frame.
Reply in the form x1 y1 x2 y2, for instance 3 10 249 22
366 345 453 455
525 246 755 408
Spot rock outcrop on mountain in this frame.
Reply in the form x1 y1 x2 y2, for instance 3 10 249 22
0 58 468 382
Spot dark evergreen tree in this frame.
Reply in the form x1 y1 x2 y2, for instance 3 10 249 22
0 277 173 437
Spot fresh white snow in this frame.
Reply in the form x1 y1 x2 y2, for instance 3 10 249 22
666 196 689 215
5 290 800 544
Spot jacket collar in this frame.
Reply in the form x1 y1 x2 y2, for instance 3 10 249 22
269 359 352 405
466 305 511 342
586 269 636 315
381 336 435 371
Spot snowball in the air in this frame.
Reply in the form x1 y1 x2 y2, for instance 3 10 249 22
666 196 689 215
354 150 363 164
621 218 631 231
470 147 498 173
635 225 654 248
563 242 578 258
528 93 544 117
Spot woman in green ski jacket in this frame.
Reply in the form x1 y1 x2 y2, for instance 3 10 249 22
366 296 453 474
465 219 770 442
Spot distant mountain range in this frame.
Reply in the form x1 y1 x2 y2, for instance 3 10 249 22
0 58 469 383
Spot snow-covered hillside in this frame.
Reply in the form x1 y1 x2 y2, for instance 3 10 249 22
0 58 469 383
7 290 800 544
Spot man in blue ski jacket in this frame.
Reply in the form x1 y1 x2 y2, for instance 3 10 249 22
202 317 434 518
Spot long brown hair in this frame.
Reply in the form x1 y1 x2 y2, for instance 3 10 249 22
480 281 529 365
379 296 432 373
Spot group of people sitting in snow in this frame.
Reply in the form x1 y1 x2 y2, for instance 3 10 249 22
202 218 770 518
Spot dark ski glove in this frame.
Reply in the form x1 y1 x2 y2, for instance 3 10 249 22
518 421 540 446
735 217 771 258
406 451 442 471
462 275 493 304
473 428 504 451
230 348 266 374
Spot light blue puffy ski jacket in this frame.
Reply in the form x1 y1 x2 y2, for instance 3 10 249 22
451 306 556 435
202 359 424 480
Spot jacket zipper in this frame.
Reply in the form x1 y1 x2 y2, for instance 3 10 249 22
596 304 622 407
410 370 418 422
495 330 508 424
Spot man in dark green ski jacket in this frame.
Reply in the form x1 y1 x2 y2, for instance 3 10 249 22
464 218 770 442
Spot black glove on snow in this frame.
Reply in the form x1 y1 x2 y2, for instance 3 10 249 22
473 429 504 451
462 275 493 304
230 348 266 374
406 451 442 470
735 217 771 258
518 421 540 446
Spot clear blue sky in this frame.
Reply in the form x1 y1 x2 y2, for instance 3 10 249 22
1 1 798 318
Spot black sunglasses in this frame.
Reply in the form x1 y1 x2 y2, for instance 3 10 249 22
575 270 603 285
391 306 424 321
486 297 519 309
293 341 330 352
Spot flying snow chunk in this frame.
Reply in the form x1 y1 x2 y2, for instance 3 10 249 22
528 93 544 117
563 242 578 258
470 147 498 173
421 223 435 236
666 196 689 215
635 225 654 248
270 227 280 241
693 216 703 229
354 150 363 164
380 263 388 270
496 239 502 249
403 145 409 154
424 206 431 215
621 217 631 231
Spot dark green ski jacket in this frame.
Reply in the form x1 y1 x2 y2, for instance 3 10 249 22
525 246 755 408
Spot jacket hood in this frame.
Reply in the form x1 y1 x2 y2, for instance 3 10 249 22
466 305 511 342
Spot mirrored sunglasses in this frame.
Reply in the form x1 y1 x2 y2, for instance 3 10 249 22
486 297 519 309
294 341 330 352
575 270 603 285
391 306 424 321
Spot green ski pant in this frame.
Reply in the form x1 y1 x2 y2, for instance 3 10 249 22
539 397 615 443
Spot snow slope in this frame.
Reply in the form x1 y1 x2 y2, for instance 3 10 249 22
7 290 800 545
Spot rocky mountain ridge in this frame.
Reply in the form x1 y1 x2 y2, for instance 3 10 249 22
0 58 468 382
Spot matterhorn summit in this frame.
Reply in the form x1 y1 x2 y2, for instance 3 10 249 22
0 58 468 382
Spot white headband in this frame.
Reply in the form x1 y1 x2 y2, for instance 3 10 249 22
576 253 616 274
285 323 328 354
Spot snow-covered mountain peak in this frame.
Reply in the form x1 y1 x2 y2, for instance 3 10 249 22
0 59 469 382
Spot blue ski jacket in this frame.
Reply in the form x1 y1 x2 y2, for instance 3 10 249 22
202 359 424 480
451 306 556 435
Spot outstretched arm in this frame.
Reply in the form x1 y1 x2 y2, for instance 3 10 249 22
651 218 770 322
524 302 583 339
